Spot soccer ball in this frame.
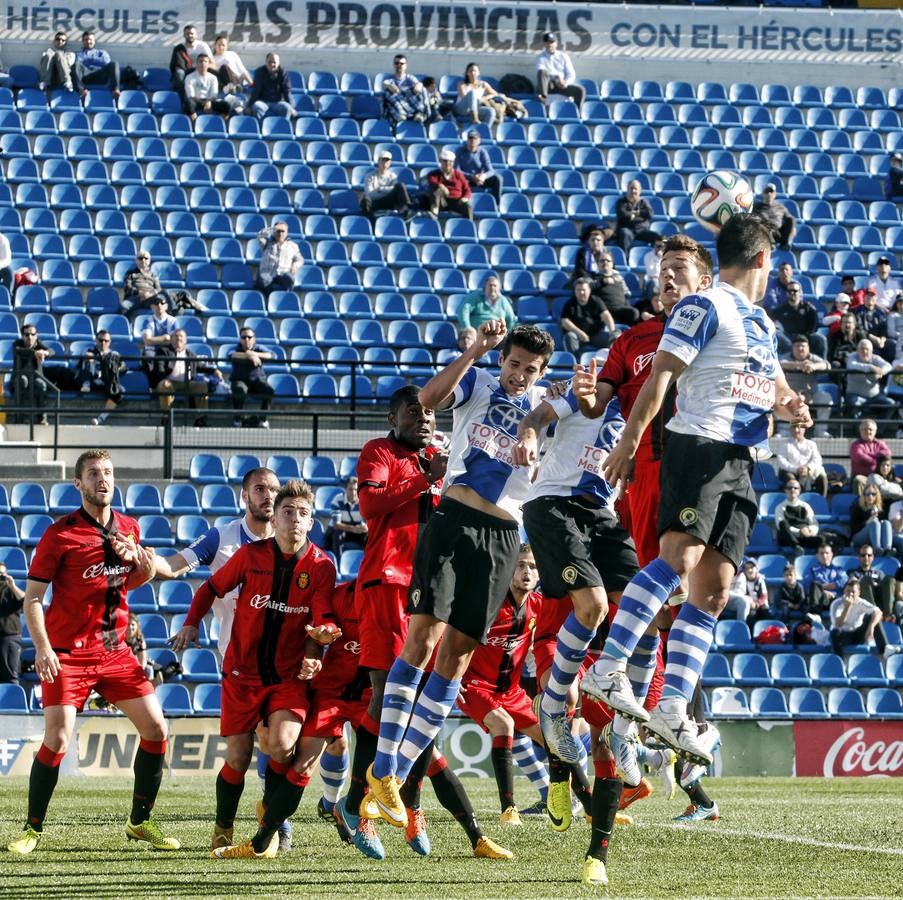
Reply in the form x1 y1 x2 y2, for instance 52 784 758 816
690 170 754 233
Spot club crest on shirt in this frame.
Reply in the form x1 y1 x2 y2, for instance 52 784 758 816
671 304 706 336
561 565 578 585
528 616 537 631
410 588 421 607
296 572 310 589
679 507 699 526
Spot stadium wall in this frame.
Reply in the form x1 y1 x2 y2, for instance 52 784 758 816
0 2 901 89
3 715 901 779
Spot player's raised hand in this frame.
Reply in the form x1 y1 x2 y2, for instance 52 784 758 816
306 622 343 645
512 429 539 467
473 318 508 355
543 380 569 400
427 450 448 484
109 532 138 562
297 657 323 680
601 437 636 489
169 625 199 651
572 359 598 398
775 393 812 428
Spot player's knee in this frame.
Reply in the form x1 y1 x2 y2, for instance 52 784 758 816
484 709 514 735
43 728 71 754
140 718 168 743
572 586 607 626
328 734 348 755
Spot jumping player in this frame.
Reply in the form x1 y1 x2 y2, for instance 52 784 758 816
7 449 178 855
366 321 554 830
172 480 340 859
584 215 811 761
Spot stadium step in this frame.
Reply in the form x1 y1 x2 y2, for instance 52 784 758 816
0 440 66 479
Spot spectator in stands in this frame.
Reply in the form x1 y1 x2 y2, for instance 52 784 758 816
249 52 295 120
776 564 806 619
0 232 11 293
642 237 664 300
888 152 903 201
211 33 253 93
828 311 866 373
229 326 276 429
455 129 501 204
762 261 795 312
560 277 614 355
593 251 639 325
571 227 610 289
774 479 822 551
122 251 164 317
803 543 848 613
155 328 219 426
890 497 903 561
0 562 24 684
457 326 477 354
840 275 868 307
829 578 882 655
780 336 833 437
887 292 903 345
141 295 178 353
124 612 148 674
359 150 412 222
169 23 212 96
850 418 891 490
773 423 828 494
850 486 894 553
868 455 903 505
613 180 659 254
420 76 449 124
183 53 241 120
724 558 768 624
854 287 895 363
823 291 852 336
382 54 427 127
77 330 125 426
426 150 472 220
38 31 76 93
846 544 895 615
12 323 52 425
636 291 665 321
867 256 902 311
254 222 301 295
453 62 499 127
457 273 515 333
535 32 585 107
844 338 894 421
752 183 795 250
324 477 368 557
772 282 827 357
74 31 120 97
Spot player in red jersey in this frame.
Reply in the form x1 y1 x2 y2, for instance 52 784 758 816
173 479 340 859
457 545 544 825
6 449 177 855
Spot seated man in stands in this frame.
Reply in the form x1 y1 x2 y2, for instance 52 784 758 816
771 282 826 357
853 287 895 363
772 421 828 495
850 418 892 494
780 336 833 437
39 31 77 93
535 32 585 106
184 53 242 120
613 180 659 254
249 53 296 119
846 544 894 615
829 578 882 655
155 329 221 426
866 257 901 311
455 130 501 205
888 152 903 201
74 31 120 97
324 477 368 557
457 273 515 333
570 227 611 289
844 338 894 421
723 558 769 624
752 183 795 251
11 323 53 426
382 54 428 127
359 150 411 222
803 543 848 613
77 329 126 427
170 23 212 96
425 150 472 220
229 327 276 429
774 480 821 552
828 312 867 374
122 251 165 318
762 261 795 312
254 223 302 295
560 278 614 355
592 250 639 326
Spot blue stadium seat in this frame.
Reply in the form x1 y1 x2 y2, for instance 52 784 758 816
189 454 227 485
0 683 28 713
732 653 772 686
867 688 903 718
809 654 848 686
787 687 827 718
702 653 734 687
10 483 48 514
714 620 754 652
710 686 752 718
749 687 791 719
125 484 163 515
181 648 221 683
0 547 26 578
301 373 338 404
200 485 239 516
827 687 867 719
193 683 222 714
155 683 193 715
0 514 17 545
771 653 811 687
846 654 886 687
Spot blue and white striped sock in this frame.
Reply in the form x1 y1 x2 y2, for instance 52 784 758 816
373 657 423 778
396 672 460 783
626 633 660 703
511 733 549 802
319 748 348 811
603 559 680 663
540 611 595 717
662 603 718 703
575 729 589 773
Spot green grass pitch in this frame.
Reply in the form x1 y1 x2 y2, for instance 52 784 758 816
2 775 901 898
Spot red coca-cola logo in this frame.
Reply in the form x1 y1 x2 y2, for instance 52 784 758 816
795 722 903 777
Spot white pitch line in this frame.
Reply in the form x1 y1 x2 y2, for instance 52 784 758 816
642 822 903 856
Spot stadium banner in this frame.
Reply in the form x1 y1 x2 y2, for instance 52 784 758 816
794 721 903 778
0 3 899 66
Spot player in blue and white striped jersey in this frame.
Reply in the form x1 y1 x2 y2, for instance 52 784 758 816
582 214 812 764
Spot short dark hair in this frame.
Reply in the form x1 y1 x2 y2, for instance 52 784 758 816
274 478 314 512
196 53 209 61
716 214 773 269
501 325 554 365
389 384 421 415
241 466 277 492
661 233 714 278
75 449 112 479
792 334 809 344
518 542 532 554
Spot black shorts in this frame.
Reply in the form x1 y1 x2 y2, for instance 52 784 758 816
407 497 521 642
523 494 639 599
658 432 756 570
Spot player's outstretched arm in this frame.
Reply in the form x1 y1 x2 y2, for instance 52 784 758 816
152 551 193 581
602 350 684 488
513 400 559 466
418 318 507 410
773 367 813 427
23 579 60 683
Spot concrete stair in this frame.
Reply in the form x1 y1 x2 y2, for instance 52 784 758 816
0 441 66 479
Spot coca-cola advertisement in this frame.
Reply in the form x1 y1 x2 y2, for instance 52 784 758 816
795 722 903 778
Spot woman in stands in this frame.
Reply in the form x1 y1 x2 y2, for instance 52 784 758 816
453 63 499 127
211 34 253 93
849 486 894 553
